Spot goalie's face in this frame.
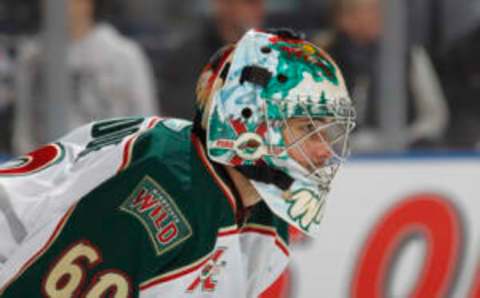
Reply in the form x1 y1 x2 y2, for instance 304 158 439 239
280 114 353 188
283 118 333 170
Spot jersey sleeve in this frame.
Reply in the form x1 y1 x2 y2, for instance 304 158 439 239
0 116 163 270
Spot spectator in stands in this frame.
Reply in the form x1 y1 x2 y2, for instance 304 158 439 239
159 0 266 119
13 0 158 154
0 42 15 158
436 25 480 150
315 0 449 152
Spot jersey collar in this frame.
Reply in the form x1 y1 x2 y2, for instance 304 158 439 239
191 134 239 216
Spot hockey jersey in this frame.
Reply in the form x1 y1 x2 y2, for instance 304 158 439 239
0 116 289 297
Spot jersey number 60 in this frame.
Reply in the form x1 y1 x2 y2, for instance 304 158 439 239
42 240 131 298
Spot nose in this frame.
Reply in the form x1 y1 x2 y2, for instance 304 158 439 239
306 139 333 167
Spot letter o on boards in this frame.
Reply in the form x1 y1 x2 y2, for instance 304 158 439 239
351 193 462 298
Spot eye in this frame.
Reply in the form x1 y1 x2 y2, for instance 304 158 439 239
301 124 316 134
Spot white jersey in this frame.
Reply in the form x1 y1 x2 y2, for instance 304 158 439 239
0 117 289 297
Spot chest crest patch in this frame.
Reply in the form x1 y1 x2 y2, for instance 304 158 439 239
120 176 192 256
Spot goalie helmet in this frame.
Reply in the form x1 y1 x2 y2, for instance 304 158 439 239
195 29 356 237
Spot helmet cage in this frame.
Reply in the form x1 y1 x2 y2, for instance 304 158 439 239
262 94 356 189
207 91 356 186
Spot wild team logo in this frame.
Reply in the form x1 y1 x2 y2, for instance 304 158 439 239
120 176 192 256
186 247 227 293
284 189 325 231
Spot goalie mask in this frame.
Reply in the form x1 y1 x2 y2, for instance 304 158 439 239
195 29 356 237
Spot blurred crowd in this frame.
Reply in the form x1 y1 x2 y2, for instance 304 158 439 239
0 0 479 160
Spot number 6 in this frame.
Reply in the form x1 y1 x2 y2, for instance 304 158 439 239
43 240 130 298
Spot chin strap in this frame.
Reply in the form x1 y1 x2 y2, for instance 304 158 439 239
236 164 294 191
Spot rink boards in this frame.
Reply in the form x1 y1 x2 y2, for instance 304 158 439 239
288 155 480 298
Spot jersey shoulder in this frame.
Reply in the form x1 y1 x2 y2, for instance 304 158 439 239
130 118 193 167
